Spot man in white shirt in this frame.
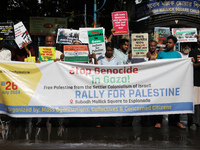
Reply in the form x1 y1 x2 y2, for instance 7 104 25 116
0 38 11 61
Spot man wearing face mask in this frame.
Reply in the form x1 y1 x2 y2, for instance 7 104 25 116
188 34 200 130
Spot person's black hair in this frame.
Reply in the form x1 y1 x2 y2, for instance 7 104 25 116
119 39 129 46
46 34 55 41
106 42 114 49
167 35 177 43
149 40 157 44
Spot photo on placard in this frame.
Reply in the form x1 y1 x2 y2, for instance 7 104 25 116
56 28 79 44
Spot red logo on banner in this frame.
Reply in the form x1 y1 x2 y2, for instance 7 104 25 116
70 99 73 104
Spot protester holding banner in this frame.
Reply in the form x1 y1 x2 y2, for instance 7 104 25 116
188 34 200 131
89 42 122 65
141 40 159 127
113 39 130 64
156 35 186 129
97 42 122 65
0 38 11 61
88 42 123 127
12 41 35 61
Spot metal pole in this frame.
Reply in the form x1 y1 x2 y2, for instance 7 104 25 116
94 0 97 27
84 4 87 27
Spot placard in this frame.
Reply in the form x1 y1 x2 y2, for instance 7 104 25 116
112 11 129 35
88 29 106 54
39 47 56 61
154 27 170 47
172 28 197 43
56 28 79 44
14 22 32 49
64 45 89 62
132 33 148 58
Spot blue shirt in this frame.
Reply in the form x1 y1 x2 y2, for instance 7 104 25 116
97 55 122 65
113 48 128 64
157 50 182 59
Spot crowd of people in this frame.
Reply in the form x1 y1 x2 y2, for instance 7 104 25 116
0 27 200 140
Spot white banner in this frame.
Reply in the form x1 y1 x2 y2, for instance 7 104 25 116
0 58 194 117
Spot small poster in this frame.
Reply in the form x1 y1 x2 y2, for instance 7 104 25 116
112 11 129 35
64 45 89 62
0 22 15 40
88 28 106 55
79 27 105 44
39 47 56 61
154 27 170 47
172 28 197 43
14 22 32 49
132 33 148 58
56 28 79 44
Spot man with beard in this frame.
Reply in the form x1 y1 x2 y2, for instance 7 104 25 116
188 34 200 130
156 35 186 129
180 43 191 58
113 39 130 64
157 35 181 59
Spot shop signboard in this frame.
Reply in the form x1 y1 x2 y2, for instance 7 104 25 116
30 17 67 36
135 0 200 20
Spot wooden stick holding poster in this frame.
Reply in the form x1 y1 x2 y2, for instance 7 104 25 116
132 33 148 58
112 11 129 35
88 28 106 55
64 45 89 62
14 22 32 49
